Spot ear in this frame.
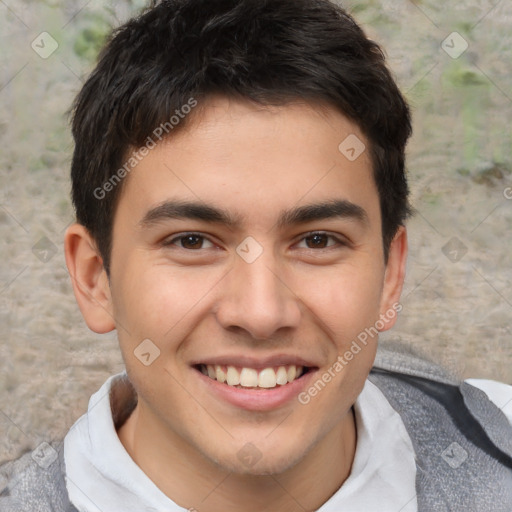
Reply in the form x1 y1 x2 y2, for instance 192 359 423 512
378 225 408 332
64 223 116 334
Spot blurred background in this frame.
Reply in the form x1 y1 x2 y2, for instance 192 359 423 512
0 0 511 462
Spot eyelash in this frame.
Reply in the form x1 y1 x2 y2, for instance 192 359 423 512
163 231 348 251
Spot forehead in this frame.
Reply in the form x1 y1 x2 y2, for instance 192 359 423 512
116 98 380 230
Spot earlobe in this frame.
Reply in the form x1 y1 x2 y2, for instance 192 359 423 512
378 226 408 332
64 223 116 334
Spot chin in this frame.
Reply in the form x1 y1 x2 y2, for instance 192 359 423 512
210 446 306 477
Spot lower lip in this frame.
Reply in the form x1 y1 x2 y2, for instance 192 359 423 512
194 368 317 411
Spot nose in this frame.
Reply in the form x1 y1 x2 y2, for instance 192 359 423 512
215 253 302 340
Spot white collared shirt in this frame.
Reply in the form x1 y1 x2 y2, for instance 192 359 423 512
63 371 512 512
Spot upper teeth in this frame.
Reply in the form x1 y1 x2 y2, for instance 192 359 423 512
201 364 303 388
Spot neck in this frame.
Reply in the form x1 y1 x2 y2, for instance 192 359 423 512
118 403 356 512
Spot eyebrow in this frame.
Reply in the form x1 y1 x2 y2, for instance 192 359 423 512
139 198 368 230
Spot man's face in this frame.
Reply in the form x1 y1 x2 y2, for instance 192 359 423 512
106 98 405 474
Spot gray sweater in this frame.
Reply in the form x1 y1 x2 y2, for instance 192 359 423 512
1 346 511 511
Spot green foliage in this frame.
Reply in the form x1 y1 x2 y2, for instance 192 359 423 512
471 162 511 186
73 12 112 62
453 21 473 37
349 2 368 15
440 58 492 170
421 191 441 206
446 68 489 88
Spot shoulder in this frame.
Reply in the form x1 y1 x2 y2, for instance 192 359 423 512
368 343 512 509
370 343 512 429
369 343 512 443
0 440 77 512
465 378 512 425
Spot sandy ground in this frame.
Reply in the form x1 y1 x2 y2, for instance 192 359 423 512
0 0 511 463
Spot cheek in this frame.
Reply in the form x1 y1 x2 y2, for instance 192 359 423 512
296 263 384 342
111 261 225 346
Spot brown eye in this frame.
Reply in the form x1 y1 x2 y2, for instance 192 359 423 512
164 233 215 250
180 234 204 249
296 232 347 250
304 233 329 248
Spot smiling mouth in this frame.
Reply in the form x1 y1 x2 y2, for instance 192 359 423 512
195 364 313 389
